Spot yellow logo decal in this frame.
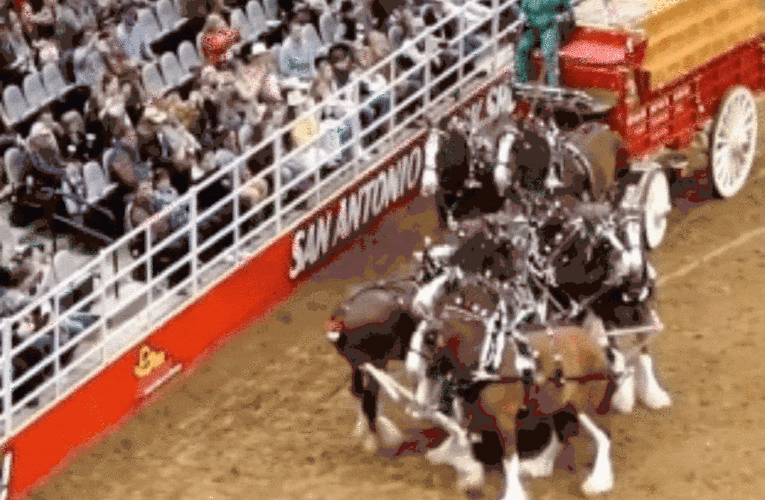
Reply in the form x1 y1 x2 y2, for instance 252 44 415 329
134 346 166 378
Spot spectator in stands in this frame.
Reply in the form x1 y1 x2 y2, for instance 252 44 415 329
114 7 155 63
278 12 320 81
19 0 56 40
238 43 283 104
310 54 336 103
200 13 240 69
26 120 67 178
151 167 188 231
60 110 100 162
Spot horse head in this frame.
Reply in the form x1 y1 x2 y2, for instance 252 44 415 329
511 123 553 196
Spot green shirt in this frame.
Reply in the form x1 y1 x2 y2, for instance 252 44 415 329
520 0 571 28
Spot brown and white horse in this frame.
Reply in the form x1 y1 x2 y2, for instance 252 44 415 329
420 276 619 499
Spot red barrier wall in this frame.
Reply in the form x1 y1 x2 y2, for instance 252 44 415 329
1 69 512 499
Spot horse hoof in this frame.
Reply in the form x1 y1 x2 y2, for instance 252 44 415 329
640 386 672 410
611 371 636 414
362 434 379 454
456 466 485 493
581 471 614 496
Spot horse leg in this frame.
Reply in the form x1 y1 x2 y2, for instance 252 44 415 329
479 384 529 500
609 347 637 414
635 350 671 409
425 397 486 492
578 412 614 496
518 416 564 479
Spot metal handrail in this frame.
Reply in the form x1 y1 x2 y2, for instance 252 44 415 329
0 0 523 440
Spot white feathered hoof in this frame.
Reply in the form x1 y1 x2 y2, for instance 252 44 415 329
581 461 614 497
518 432 563 478
362 433 380 454
636 354 672 410
377 416 405 449
425 436 454 465
500 454 530 500
611 368 636 414
421 170 439 197
455 460 485 493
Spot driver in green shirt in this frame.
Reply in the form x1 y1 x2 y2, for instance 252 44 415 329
514 0 573 86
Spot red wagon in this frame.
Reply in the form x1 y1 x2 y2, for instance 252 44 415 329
518 0 763 247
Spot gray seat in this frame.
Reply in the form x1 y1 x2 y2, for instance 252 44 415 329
159 52 190 90
102 147 116 174
116 22 140 61
246 0 267 37
42 62 72 99
82 161 117 205
141 61 166 100
319 12 338 45
302 24 322 53
3 85 30 125
177 40 202 73
61 177 84 215
156 0 186 33
136 8 162 44
214 149 237 169
3 147 25 187
22 72 50 111
230 8 254 43
389 25 405 50
262 0 278 21
74 48 106 87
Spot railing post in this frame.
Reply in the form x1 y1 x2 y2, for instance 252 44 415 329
424 49 432 111
274 137 283 233
389 58 397 133
459 14 466 83
2 320 12 435
190 193 199 294
112 250 119 300
492 0 500 71
54 294 61 399
352 81 364 177
232 160 241 265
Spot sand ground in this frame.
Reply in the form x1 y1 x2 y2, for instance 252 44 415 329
29 110 765 500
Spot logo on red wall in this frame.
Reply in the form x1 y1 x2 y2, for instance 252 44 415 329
134 345 182 397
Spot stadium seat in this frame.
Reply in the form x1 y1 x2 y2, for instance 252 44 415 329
3 85 30 126
136 8 162 44
230 8 255 43
22 71 50 111
3 147 25 187
178 40 202 73
214 149 237 169
246 0 267 37
159 52 191 90
389 25 404 50
319 11 338 45
302 24 322 52
42 62 73 99
82 161 117 205
156 0 186 33
262 0 278 22
74 48 106 87
141 62 166 100
115 22 139 62
61 177 84 215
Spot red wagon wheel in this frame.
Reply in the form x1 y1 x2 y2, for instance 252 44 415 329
709 86 758 199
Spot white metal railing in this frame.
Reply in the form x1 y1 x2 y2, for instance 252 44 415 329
0 0 524 440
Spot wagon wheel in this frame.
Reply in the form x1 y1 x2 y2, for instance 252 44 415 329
640 169 671 250
709 86 758 199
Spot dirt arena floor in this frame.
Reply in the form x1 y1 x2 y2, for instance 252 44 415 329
31 144 765 498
